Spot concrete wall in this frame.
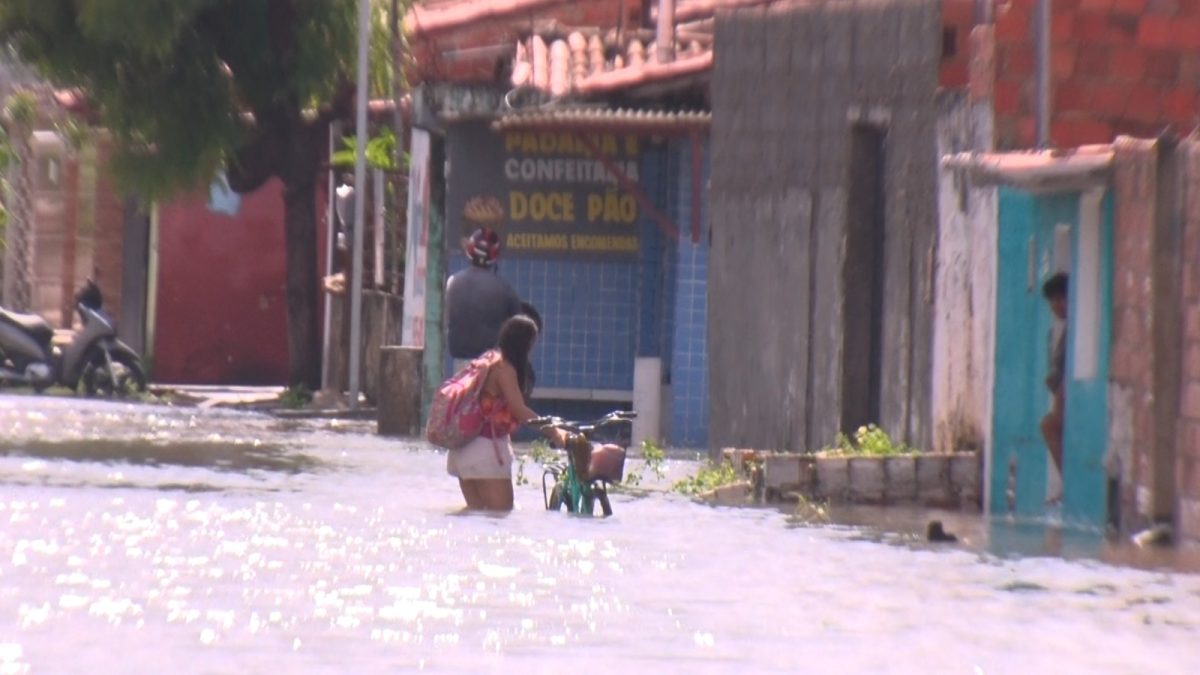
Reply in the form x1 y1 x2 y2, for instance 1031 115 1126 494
1107 135 1200 542
932 90 998 457
327 290 403 404
709 0 941 455
1110 138 1176 530
1176 141 1200 541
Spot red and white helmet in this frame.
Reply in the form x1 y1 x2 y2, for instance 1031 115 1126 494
467 227 501 266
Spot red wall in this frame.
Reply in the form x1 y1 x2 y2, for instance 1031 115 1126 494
154 179 329 385
993 0 1200 148
942 0 977 89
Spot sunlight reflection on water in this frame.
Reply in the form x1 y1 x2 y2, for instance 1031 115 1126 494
0 396 1197 674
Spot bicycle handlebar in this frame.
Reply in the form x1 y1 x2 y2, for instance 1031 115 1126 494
528 410 636 435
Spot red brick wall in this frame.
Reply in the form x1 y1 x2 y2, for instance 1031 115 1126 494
91 136 126 324
941 0 977 88
993 0 1200 149
1178 142 1200 539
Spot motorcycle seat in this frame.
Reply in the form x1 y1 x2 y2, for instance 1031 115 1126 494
0 308 53 342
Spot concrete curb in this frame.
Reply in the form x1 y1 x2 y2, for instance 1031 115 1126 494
148 385 377 421
723 448 982 509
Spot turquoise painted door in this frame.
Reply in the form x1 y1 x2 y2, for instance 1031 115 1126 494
1061 192 1113 526
991 189 1078 519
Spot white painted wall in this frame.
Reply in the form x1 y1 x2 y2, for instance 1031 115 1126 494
933 93 999 508
633 357 663 448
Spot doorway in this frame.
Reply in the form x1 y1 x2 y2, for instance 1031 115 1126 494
841 124 887 433
990 187 1112 527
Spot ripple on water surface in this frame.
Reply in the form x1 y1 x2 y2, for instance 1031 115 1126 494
0 395 1198 673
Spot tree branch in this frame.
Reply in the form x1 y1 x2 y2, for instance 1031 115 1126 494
314 75 356 127
226 126 284 193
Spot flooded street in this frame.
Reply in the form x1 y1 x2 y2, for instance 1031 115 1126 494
1 396 1199 674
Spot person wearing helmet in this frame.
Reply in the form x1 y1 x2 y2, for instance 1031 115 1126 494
445 225 523 364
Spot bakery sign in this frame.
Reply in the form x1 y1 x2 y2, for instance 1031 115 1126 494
446 121 642 261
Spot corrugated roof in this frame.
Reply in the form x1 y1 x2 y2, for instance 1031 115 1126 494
491 107 711 133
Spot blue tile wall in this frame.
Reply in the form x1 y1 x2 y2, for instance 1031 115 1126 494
506 258 638 391
445 255 638 391
667 138 710 449
443 143 675 393
637 146 670 358
660 153 679 388
439 132 708 449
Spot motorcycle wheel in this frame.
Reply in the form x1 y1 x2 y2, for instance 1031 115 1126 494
82 350 147 398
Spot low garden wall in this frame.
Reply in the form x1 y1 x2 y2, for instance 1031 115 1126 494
722 449 983 510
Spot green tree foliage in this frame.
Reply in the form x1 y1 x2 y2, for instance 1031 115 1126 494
0 123 8 246
0 0 391 388
331 127 404 171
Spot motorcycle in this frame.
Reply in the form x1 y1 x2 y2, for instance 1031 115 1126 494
0 279 147 396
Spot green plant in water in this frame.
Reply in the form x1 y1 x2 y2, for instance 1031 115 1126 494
623 439 667 487
515 439 556 486
791 494 831 525
673 460 742 496
279 384 312 409
823 424 916 457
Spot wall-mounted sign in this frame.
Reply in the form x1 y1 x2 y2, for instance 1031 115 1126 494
446 121 642 261
207 172 242 216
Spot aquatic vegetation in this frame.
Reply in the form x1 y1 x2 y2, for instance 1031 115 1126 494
673 460 742 496
822 424 918 457
515 440 556 486
278 384 313 410
622 439 667 487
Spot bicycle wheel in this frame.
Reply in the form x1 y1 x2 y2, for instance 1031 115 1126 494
593 489 613 517
548 485 564 511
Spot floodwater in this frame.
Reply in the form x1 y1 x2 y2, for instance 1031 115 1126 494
1 396 1199 674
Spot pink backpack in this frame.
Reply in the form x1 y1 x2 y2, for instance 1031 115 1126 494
425 352 496 449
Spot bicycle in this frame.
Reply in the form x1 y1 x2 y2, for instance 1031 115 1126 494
529 410 637 517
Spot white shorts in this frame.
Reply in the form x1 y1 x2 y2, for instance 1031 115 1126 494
447 434 514 480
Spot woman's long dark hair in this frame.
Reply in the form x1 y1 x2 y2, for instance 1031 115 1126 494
496 315 538 394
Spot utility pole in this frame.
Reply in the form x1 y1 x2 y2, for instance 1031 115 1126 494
349 0 370 409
